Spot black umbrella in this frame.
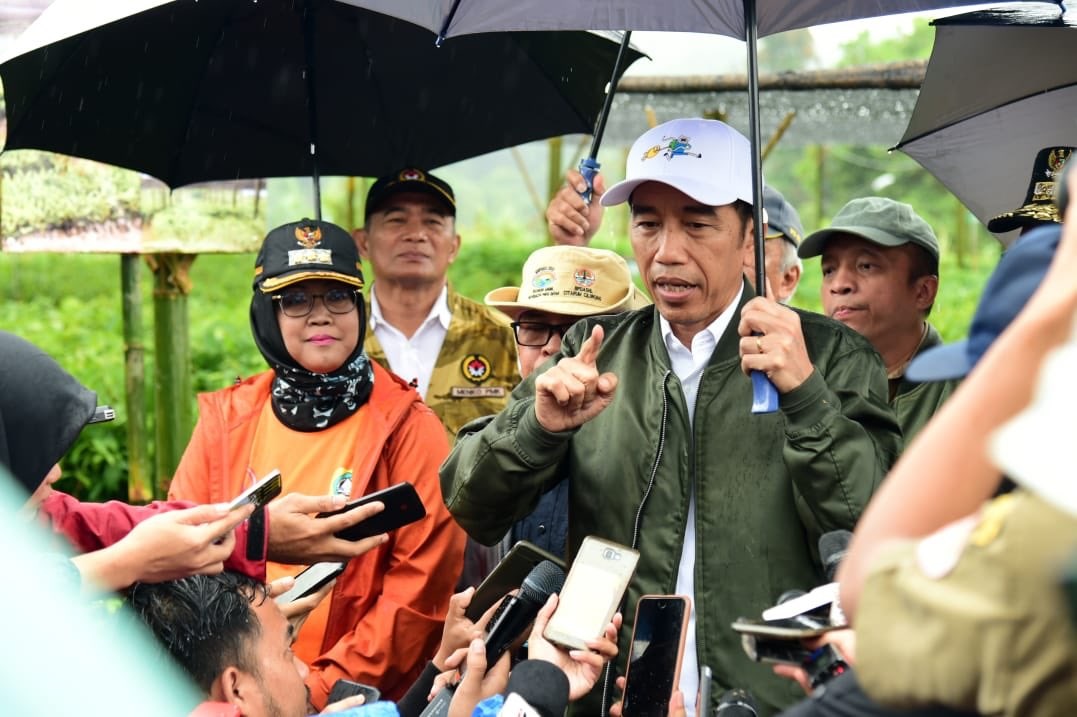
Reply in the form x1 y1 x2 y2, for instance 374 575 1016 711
894 4 1075 245
0 0 643 217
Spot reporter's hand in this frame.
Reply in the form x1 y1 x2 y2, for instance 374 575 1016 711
547 169 606 246
269 574 337 636
534 325 618 433
321 694 368 713
527 593 621 700
771 629 856 696
74 503 254 590
444 639 511 717
267 493 388 564
434 587 502 671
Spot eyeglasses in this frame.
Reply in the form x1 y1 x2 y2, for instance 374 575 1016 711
510 320 574 347
272 288 359 318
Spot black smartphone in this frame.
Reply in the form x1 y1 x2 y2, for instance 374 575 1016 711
621 595 691 717
464 540 566 621
273 561 345 605
228 469 282 511
315 482 426 541
327 678 380 705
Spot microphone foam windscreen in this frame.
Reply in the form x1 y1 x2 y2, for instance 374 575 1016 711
520 560 566 602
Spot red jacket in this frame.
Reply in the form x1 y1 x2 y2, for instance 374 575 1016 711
168 364 465 708
38 491 267 580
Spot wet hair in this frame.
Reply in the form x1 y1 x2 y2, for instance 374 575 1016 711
127 572 269 693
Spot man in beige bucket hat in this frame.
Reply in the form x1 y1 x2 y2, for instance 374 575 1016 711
482 244 648 560
486 244 649 379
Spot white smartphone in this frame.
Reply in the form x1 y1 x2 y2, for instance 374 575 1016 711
228 469 282 511
622 595 692 717
543 535 639 651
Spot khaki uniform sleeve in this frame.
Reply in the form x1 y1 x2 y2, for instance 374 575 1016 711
855 492 1077 714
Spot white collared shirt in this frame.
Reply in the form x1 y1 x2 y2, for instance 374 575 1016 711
368 284 451 400
658 286 743 717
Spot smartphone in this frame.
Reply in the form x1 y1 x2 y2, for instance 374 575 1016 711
465 540 567 621
543 535 639 651
273 561 345 605
621 595 691 717
327 678 380 705
697 665 713 717
315 482 426 541
228 469 283 511
731 616 836 667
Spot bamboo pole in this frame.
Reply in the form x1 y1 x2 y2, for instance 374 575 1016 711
149 252 195 497
546 136 563 243
121 254 151 503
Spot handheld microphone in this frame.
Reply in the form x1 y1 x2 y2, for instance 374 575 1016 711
819 530 852 583
715 688 758 716
418 560 565 717
483 559 566 666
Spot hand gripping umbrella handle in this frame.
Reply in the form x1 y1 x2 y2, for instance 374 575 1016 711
578 156 601 205
751 370 779 414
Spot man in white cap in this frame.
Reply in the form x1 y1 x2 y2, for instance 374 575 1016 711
442 118 900 716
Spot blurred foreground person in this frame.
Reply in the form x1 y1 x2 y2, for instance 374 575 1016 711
170 219 465 706
0 329 262 591
839 208 1077 713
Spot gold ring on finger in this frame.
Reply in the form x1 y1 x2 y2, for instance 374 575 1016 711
756 336 764 353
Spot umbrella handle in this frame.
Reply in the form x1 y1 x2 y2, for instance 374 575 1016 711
750 370 779 414
578 156 601 205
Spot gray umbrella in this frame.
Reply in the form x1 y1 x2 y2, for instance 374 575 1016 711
0 0 643 217
894 4 1077 245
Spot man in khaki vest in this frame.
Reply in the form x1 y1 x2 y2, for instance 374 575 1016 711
352 168 520 441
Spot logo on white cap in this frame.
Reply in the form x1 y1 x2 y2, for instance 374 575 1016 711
602 118 757 209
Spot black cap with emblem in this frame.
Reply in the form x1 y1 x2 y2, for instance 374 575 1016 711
253 218 364 293
988 146 1075 234
364 167 456 219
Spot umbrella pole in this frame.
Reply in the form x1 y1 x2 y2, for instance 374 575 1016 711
744 0 778 414
302 0 322 220
578 30 633 204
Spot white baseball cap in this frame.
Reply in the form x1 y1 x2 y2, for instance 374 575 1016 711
601 118 757 208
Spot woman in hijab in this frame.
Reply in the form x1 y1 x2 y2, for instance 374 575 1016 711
168 219 465 709
0 330 255 590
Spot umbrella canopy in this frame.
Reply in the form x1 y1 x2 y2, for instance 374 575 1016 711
0 0 644 188
347 0 1023 39
895 4 1077 245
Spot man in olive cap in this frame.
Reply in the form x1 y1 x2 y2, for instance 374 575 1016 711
798 197 955 442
